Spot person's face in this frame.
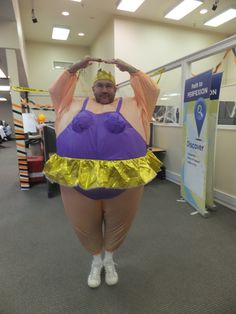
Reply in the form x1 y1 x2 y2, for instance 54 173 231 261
92 80 116 104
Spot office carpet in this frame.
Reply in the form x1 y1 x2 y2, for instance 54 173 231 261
0 140 236 314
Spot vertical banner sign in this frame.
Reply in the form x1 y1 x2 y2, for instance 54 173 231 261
205 72 223 208
181 70 212 216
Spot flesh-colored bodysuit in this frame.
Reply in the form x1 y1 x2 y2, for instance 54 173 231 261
44 70 161 254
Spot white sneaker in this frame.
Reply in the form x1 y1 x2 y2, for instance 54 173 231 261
87 262 103 288
104 259 119 286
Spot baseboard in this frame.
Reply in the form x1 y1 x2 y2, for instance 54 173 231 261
166 170 181 185
165 170 236 212
214 189 236 212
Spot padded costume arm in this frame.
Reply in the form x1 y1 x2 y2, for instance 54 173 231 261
130 71 160 137
49 70 78 114
130 71 159 120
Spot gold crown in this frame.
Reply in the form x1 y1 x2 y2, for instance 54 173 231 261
94 69 116 84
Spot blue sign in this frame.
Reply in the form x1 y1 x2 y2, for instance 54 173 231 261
194 97 206 138
210 72 223 100
184 70 212 102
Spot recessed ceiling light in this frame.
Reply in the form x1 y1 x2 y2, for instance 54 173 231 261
165 0 203 20
78 32 85 36
200 8 208 14
62 11 70 16
117 0 145 12
0 69 6 78
0 97 7 101
204 8 236 27
52 27 70 40
0 86 10 91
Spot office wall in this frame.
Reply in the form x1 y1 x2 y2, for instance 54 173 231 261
90 20 115 83
0 22 19 49
0 1 29 83
25 41 89 91
215 129 236 196
25 41 89 103
113 17 226 82
12 0 29 81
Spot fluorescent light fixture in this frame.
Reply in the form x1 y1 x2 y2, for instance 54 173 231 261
62 11 70 16
52 27 70 40
160 97 168 100
0 97 7 101
204 8 236 27
200 8 208 14
117 0 145 12
165 0 203 20
78 32 85 36
71 0 82 2
0 86 10 91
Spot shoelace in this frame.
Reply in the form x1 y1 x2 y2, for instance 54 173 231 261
90 264 103 278
104 262 118 275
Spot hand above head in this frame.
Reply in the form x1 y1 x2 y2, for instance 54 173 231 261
68 56 103 73
104 59 139 74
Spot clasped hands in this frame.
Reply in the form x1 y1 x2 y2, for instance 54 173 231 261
68 57 138 74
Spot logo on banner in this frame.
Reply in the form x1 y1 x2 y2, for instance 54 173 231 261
194 97 206 138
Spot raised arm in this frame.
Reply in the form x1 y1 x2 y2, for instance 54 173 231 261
130 70 160 121
49 57 102 114
106 59 159 140
106 59 159 120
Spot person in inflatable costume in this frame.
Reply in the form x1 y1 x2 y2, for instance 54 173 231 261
44 57 162 288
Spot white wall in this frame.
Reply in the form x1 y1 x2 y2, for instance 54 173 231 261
215 129 236 196
0 17 26 134
0 22 19 49
12 0 29 81
90 20 115 84
114 17 226 82
26 41 89 90
25 41 90 103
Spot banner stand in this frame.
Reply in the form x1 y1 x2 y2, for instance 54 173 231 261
180 70 223 217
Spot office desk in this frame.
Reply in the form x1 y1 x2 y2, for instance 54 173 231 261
149 147 166 153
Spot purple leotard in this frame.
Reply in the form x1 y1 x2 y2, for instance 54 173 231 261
56 97 147 199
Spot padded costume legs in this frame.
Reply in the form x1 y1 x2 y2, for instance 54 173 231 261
60 186 144 255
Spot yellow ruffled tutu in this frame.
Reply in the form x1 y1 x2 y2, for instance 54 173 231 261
43 149 162 190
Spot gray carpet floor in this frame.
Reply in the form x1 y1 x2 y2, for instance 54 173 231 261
0 140 236 314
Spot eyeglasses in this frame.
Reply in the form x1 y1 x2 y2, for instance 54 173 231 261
94 82 115 89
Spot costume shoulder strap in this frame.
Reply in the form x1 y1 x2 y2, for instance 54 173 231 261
116 97 123 112
81 97 90 111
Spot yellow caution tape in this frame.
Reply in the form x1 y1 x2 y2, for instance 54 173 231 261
11 86 48 92
151 67 165 84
